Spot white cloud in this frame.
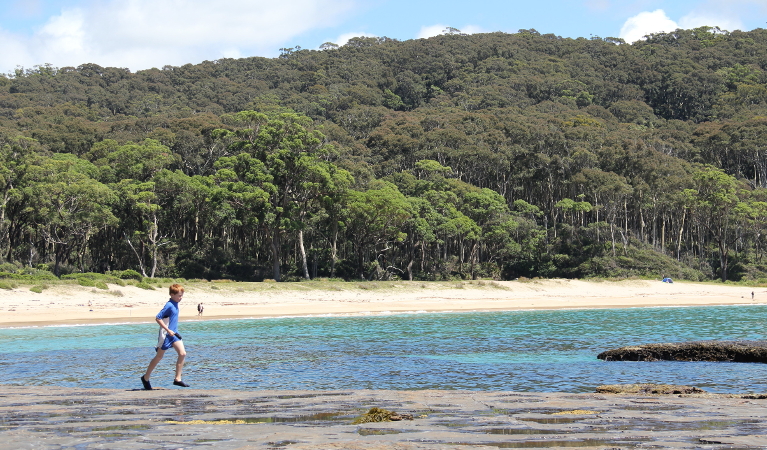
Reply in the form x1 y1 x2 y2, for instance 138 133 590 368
417 24 447 39
619 9 678 43
221 48 244 59
0 31 30 75
0 0 356 74
678 12 743 32
695 0 767 25
37 9 87 55
619 3 758 45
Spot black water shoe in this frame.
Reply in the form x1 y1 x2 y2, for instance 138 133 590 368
173 380 190 387
140 375 152 390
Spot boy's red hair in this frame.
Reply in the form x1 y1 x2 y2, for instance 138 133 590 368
169 284 185 295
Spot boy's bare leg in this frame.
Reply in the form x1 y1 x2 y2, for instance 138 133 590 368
172 340 187 382
141 349 165 389
144 349 166 380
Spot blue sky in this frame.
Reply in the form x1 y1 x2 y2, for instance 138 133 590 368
1 0 765 75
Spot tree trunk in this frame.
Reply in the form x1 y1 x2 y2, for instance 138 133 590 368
298 229 310 280
676 210 686 260
125 233 148 278
149 214 159 279
330 221 338 278
358 243 369 280
271 233 281 282
53 249 62 278
27 236 36 267
194 212 199 243
720 240 729 282
0 191 9 259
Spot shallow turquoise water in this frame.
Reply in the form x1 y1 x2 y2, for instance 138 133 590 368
1 306 766 393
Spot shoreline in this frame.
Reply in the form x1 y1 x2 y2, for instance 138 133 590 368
0 278 763 328
5 302 767 329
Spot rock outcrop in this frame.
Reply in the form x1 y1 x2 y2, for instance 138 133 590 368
595 384 706 394
597 340 767 363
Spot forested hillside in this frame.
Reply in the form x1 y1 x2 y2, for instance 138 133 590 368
1 27 767 282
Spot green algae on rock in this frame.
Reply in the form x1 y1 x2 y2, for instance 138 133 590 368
352 407 414 424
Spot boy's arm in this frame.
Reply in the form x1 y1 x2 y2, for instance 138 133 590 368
155 317 175 337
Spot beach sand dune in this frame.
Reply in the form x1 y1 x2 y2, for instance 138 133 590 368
0 278 761 327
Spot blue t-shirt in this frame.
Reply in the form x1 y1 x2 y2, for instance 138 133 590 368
157 300 180 333
156 300 180 350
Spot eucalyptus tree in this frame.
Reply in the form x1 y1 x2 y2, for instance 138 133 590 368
153 170 214 246
682 165 746 281
26 154 117 276
300 162 353 279
114 180 165 278
343 181 412 279
553 198 593 236
0 136 39 260
151 169 227 277
89 138 180 183
212 111 347 281
739 200 767 264
459 187 520 279
505 199 546 277
402 196 439 279
570 168 633 255
388 166 439 278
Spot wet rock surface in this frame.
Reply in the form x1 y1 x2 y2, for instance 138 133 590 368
598 339 767 363
595 384 708 395
2 385 767 449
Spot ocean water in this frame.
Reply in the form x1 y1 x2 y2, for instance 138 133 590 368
1 305 766 393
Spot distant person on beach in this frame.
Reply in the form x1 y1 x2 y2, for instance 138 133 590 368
140 284 190 390
197 302 203 316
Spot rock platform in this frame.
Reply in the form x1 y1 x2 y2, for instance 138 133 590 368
2 385 767 449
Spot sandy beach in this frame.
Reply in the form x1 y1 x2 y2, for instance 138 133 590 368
0 278 762 327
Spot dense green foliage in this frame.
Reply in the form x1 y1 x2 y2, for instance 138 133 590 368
2 27 767 282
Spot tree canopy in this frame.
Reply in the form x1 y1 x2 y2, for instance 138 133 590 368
2 27 767 282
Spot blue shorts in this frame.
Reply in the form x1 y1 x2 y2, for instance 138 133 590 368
160 334 180 351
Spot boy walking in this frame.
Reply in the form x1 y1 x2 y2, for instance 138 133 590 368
140 284 190 389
